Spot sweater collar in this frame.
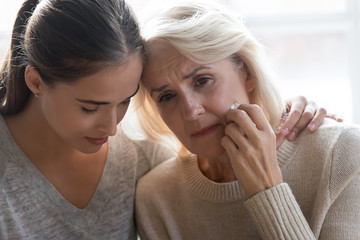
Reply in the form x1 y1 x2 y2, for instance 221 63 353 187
180 140 297 203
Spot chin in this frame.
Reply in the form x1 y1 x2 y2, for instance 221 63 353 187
75 144 104 155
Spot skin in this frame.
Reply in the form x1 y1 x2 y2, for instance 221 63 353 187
4 54 143 208
142 43 282 195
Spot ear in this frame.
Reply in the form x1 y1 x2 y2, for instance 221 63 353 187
242 64 256 93
24 66 45 96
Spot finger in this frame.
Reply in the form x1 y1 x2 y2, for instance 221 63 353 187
279 99 306 137
228 104 271 132
287 101 317 140
307 107 327 132
221 135 238 156
225 108 259 140
224 122 251 152
275 132 286 150
326 113 344 122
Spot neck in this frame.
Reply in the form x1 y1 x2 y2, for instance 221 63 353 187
197 153 237 183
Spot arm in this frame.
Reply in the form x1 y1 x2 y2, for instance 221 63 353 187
318 173 360 239
221 104 316 239
318 127 360 239
244 183 316 240
221 104 360 239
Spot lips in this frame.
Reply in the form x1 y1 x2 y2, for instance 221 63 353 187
191 124 222 137
85 136 108 145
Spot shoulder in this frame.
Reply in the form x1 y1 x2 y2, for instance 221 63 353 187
137 158 179 188
313 119 360 157
317 119 360 138
294 119 360 166
136 158 180 198
309 120 360 198
119 126 177 168
293 119 360 153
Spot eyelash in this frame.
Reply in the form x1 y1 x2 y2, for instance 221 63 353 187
158 93 176 103
82 107 98 114
82 98 131 114
195 76 211 86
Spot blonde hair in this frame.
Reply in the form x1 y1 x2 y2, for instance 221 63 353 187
134 0 283 154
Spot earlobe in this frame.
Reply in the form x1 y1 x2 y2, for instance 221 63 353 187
24 66 44 96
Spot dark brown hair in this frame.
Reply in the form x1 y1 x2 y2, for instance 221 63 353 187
0 0 143 115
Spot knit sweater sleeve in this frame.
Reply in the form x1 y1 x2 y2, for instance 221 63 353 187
244 183 316 240
317 127 360 239
244 125 360 240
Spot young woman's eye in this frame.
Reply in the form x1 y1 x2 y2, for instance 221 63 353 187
82 107 98 114
158 93 176 103
195 76 211 86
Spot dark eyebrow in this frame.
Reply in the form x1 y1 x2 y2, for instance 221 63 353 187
183 66 210 79
76 99 110 105
77 84 140 105
150 84 168 97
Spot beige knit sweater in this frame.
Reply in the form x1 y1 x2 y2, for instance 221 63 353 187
136 120 360 240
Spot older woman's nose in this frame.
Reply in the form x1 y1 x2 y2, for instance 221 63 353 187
181 94 205 121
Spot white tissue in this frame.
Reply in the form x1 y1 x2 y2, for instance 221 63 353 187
230 103 240 110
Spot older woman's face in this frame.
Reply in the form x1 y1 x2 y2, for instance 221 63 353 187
142 44 255 158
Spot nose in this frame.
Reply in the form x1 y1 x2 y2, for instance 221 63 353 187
100 109 123 136
181 94 205 121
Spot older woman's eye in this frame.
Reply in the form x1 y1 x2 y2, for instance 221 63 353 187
159 93 176 103
195 76 211 86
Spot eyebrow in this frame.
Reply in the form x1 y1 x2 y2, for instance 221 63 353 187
76 99 110 105
183 66 210 79
76 84 140 105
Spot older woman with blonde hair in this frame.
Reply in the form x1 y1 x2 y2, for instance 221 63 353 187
135 1 360 239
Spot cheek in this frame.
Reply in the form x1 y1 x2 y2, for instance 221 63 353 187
206 85 235 116
41 95 91 136
208 79 250 117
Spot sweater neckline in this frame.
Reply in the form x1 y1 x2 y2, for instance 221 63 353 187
0 114 116 213
180 140 298 203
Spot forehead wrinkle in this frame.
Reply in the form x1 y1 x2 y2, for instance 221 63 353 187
145 44 202 90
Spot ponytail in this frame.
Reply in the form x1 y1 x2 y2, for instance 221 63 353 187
0 0 39 115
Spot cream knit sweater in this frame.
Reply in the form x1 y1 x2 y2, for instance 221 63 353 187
136 120 360 240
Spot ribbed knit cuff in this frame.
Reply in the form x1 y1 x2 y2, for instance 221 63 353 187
244 183 315 240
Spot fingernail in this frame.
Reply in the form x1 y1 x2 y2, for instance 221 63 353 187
288 131 296 141
281 127 289 136
308 123 316 132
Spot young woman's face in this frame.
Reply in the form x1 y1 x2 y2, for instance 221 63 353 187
142 44 254 158
40 54 142 154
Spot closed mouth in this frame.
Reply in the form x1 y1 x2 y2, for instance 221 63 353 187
191 124 222 137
